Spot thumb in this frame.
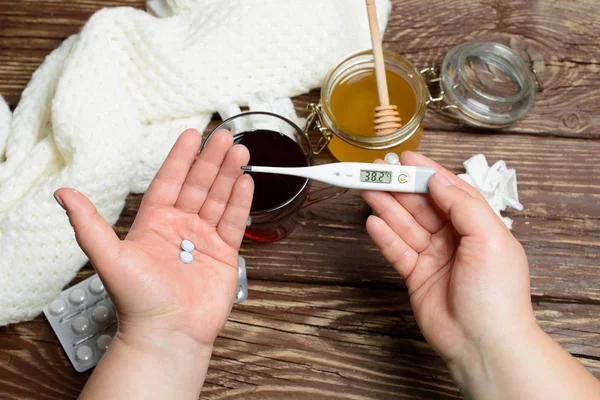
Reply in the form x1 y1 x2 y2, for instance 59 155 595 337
54 188 121 273
428 173 507 237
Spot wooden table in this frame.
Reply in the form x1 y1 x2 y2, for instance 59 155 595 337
1 1 599 398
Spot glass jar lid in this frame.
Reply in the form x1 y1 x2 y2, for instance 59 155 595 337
439 42 537 128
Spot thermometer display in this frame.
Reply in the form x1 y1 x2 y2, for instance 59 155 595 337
360 170 392 184
241 163 435 193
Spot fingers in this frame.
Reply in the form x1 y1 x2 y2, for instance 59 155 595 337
361 189 431 253
175 129 233 213
405 149 506 237
365 215 419 280
217 174 254 249
428 172 507 237
142 129 203 208
400 151 487 201
54 188 121 275
372 158 448 234
198 144 250 225
391 191 448 234
382 150 487 233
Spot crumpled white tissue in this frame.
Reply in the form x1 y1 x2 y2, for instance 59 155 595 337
458 154 523 229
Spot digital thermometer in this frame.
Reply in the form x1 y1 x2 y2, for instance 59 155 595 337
241 162 436 193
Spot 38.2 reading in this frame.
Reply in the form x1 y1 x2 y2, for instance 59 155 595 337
360 170 392 184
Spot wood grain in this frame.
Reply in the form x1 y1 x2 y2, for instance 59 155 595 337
1 0 599 137
111 129 600 302
292 0 600 138
1 0 599 399
383 0 600 137
1 279 599 400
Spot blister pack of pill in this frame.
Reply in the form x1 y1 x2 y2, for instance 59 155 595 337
235 256 248 303
44 256 249 372
43 274 116 372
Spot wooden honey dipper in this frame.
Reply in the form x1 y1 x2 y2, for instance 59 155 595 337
365 0 402 136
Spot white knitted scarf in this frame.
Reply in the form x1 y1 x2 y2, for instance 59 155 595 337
0 0 392 326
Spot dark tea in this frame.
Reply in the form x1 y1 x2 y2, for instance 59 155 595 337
234 129 308 211
204 112 328 243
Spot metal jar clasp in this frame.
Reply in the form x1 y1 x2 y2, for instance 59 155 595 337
420 67 445 105
420 67 460 118
305 103 333 155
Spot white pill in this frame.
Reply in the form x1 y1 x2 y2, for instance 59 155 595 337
96 334 113 352
72 316 91 334
69 288 86 305
92 305 110 323
88 277 105 295
384 152 400 165
48 299 67 316
179 251 193 264
75 345 93 363
181 239 195 252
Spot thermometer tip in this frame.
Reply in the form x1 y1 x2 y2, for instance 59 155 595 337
241 165 252 171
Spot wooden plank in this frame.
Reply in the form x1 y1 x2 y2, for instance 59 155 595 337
293 0 600 138
0 0 146 110
112 129 600 301
1 0 599 138
1 1 599 399
1 280 598 399
381 0 600 137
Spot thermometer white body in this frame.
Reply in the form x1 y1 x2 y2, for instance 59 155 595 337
242 162 436 193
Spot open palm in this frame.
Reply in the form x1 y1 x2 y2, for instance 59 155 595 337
361 151 533 361
55 129 253 347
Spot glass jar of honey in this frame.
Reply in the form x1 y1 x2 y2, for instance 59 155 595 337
306 50 428 163
306 42 540 162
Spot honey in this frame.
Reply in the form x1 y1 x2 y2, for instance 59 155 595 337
309 50 428 163
330 70 417 136
327 69 421 162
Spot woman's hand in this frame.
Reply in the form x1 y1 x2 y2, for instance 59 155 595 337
55 129 253 400
362 151 600 399
362 151 534 361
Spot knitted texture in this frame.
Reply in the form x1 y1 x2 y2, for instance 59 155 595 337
0 0 391 326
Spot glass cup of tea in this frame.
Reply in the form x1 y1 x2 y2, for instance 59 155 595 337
201 111 344 243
